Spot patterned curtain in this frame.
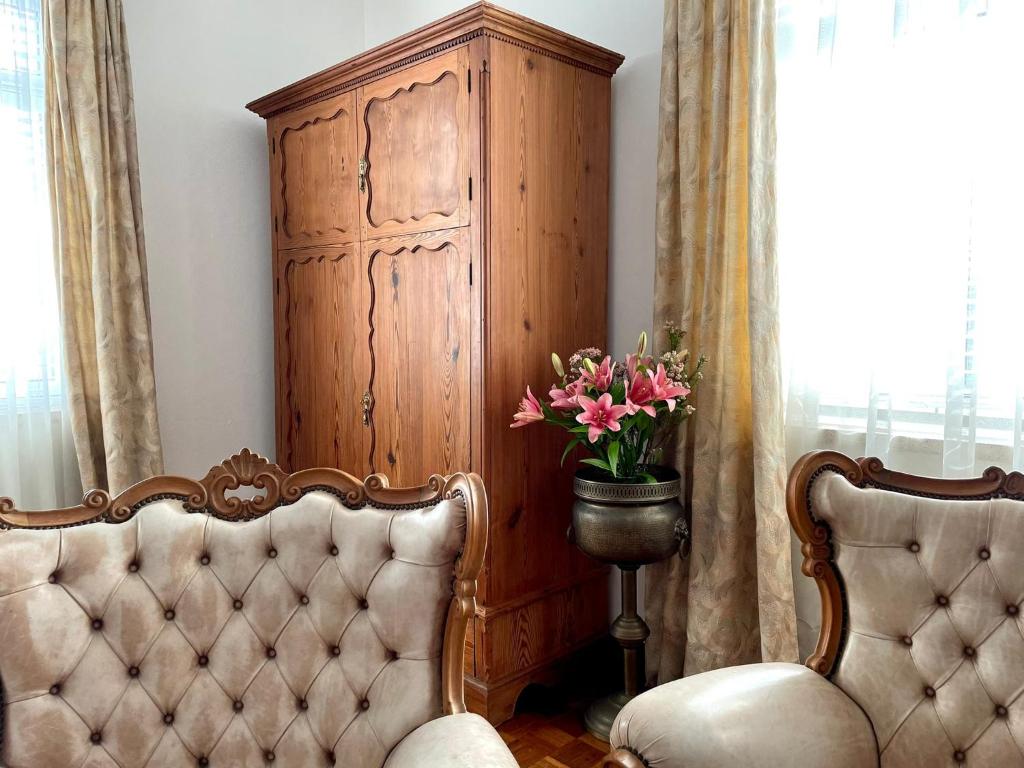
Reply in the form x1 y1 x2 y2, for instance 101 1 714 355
645 0 797 683
45 0 163 493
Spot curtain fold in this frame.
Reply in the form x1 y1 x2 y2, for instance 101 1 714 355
646 0 797 683
45 0 163 494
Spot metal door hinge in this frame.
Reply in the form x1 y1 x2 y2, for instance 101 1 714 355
468 69 472 93
468 177 473 201
469 263 473 286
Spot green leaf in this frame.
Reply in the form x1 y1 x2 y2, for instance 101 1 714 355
607 441 620 477
560 438 581 467
569 425 591 436
610 381 626 403
639 472 658 484
580 458 612 472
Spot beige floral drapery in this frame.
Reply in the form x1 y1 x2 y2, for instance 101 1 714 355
45 0 163 494
645 0 797 683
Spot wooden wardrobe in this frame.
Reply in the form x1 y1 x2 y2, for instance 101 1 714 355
247 2 623 724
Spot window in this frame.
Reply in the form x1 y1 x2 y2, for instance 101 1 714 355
0 0 80 505
776 0 1024 476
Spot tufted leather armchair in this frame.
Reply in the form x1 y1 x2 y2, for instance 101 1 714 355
603 450 1024 768
0 450 518 768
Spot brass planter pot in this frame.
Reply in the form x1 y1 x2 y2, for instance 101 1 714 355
568 466 687 741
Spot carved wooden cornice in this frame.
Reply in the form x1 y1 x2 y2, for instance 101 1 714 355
245 1 624 118
787 450 1024 678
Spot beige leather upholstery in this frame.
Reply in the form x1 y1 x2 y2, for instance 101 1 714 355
813 472 1024 767
609 663 878 767
0 490 514 767
607 456 1024 768
383 713 520 768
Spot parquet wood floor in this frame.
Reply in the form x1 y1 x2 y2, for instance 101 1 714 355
496 689 612 768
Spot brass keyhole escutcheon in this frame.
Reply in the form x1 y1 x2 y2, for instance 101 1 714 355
361 391 371 426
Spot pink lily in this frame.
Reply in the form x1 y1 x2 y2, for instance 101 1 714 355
625 353 653 381
510 386 544 428
625 372 657 417
582 356 615 392
549 377 584 410
576 393 629 443
648 364 690 412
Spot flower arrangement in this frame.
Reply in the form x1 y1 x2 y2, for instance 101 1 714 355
510 322 707 482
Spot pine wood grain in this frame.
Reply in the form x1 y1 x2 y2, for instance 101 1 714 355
274 246 369 475
366 229 472 485
357 48 470 240
270 92 359 250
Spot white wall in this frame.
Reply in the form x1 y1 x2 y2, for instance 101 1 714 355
124 0 365 478
363 0 663 361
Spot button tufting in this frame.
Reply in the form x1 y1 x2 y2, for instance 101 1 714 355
128 562 139 573
387 649 398 661
165 609 175 621
390 550 397 559
936 595 949 607
198 654 209 667
234 700 244 712
90 732 102 744
91 618 103 631
200 554 210 565
964 646 976 658
326 750 336 765
996 705 1009 717
48 572 58 584
233 598 243 610
268 547 278 558
908 541 921 553
128 665 140 678
329 545 339 556
266 646 277 659
979 547 991 560
954 750 966 763
298 698 308 710
924 686 936 698
266 752 276 763
331 645 341 657
1008 604 1020 616
198 758 209 767
164 713 174 725
360 698 370 710
49 684 60 695
360 598 369 610
300 594 309 605
901 635 913 646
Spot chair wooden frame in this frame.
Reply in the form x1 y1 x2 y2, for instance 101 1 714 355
0 449 488 716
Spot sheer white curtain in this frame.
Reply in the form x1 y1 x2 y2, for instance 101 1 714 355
776 0 1024 655
0 0 80 507
777 0 1024 482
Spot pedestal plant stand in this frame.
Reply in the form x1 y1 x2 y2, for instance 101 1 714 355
568 466 687 740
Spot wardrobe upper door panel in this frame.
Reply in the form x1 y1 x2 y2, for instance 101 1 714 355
367 229 471 486
272 92 360 249
357 48 470 240
275 245 370 475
